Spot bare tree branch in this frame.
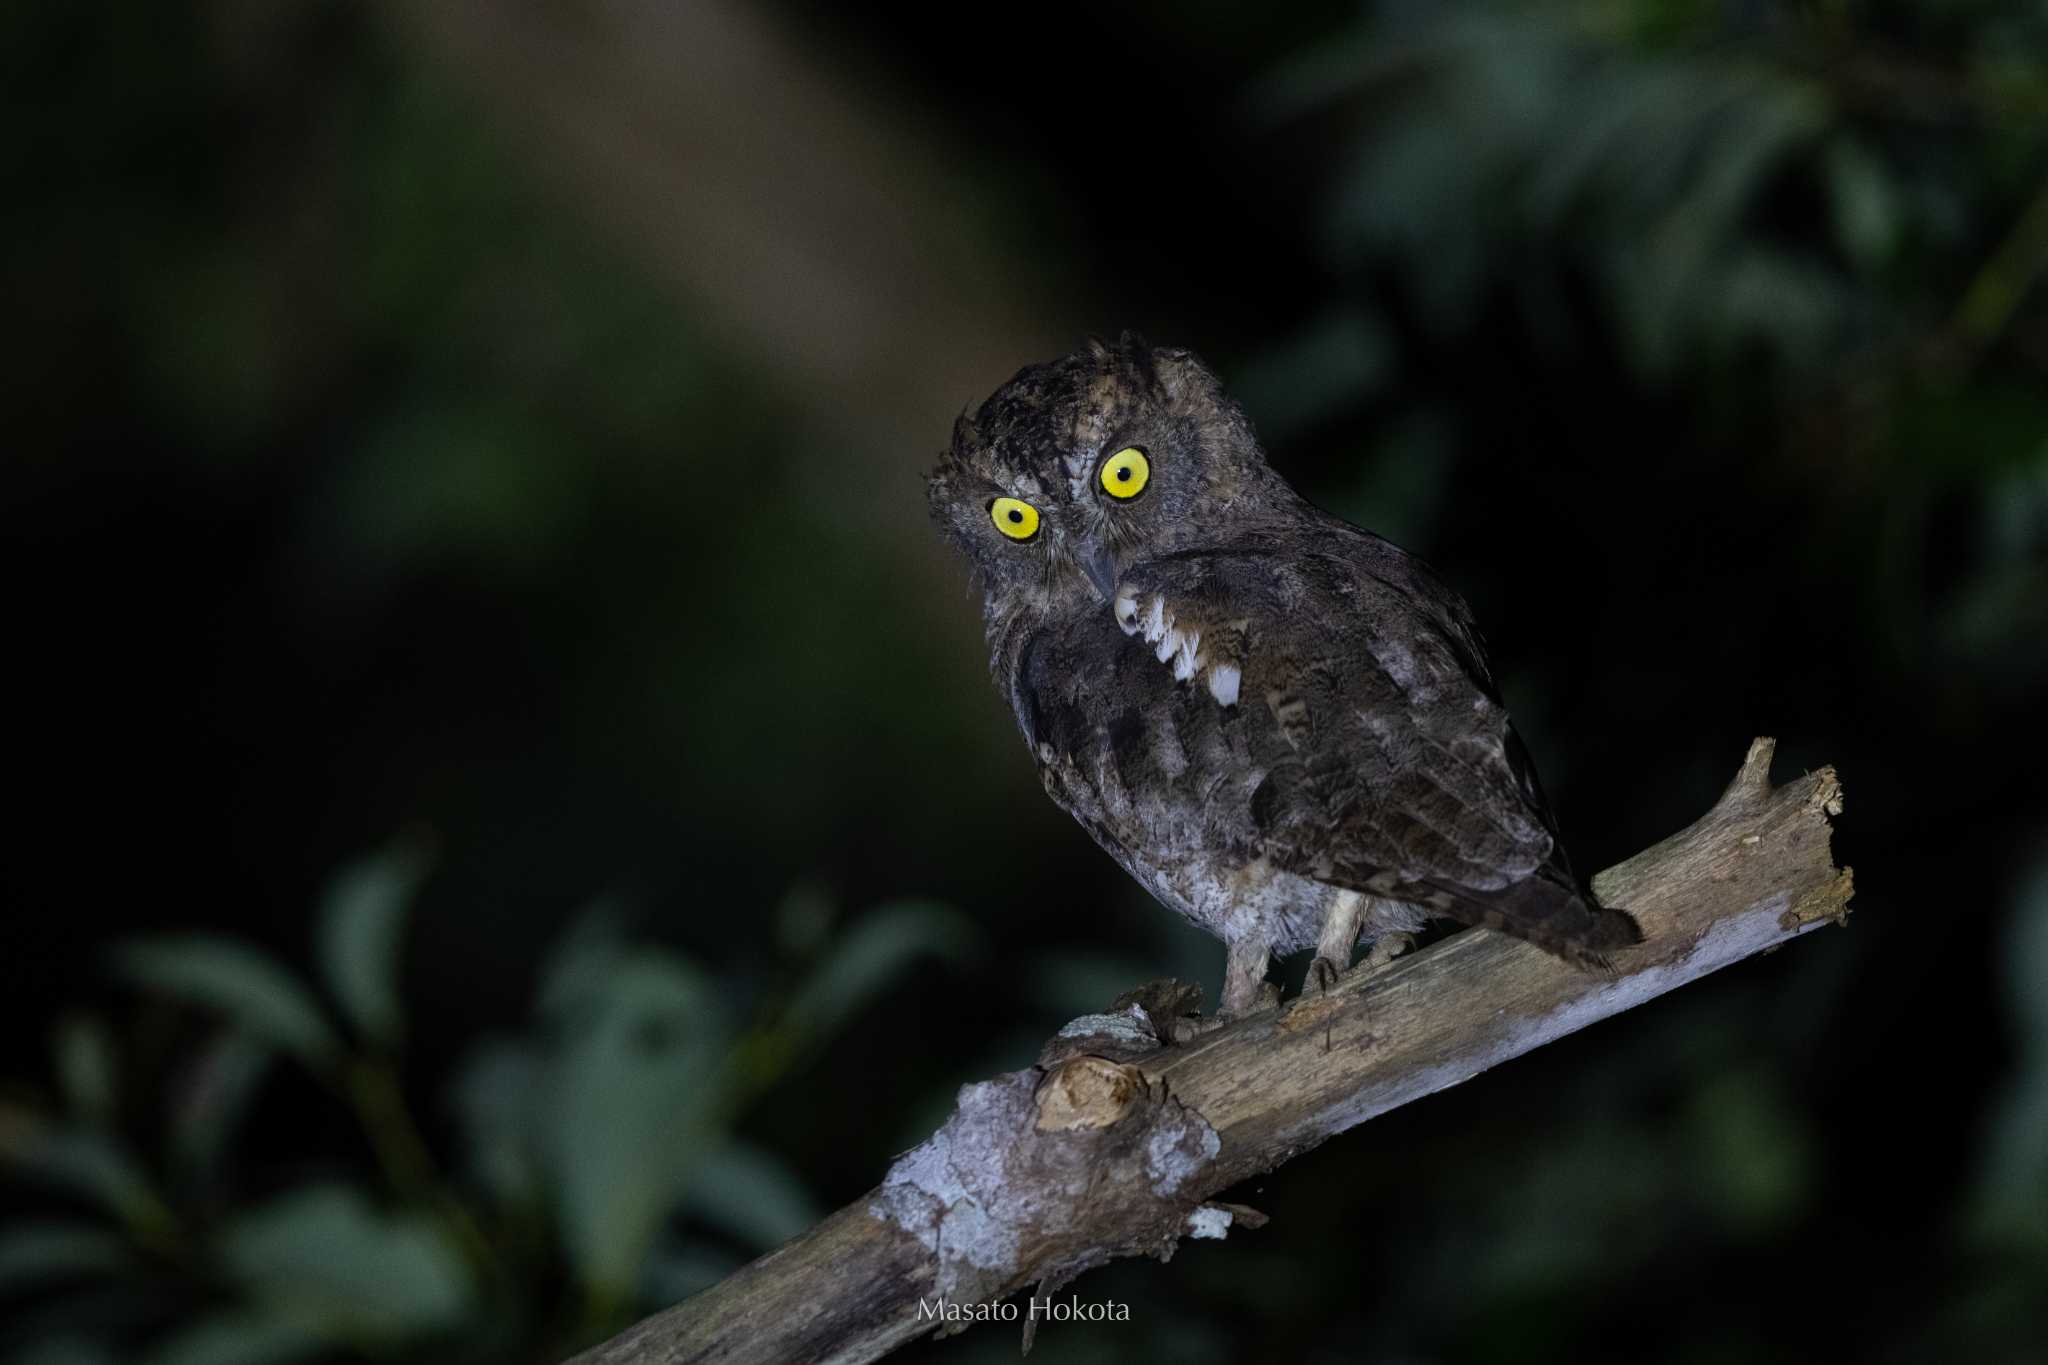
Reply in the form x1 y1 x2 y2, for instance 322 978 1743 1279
568 738 1851 1365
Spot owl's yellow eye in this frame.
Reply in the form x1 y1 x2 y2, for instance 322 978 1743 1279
1100 447 1150 499
989 496 1040 541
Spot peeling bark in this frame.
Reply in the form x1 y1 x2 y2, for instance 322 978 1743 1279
567 738 1852 1365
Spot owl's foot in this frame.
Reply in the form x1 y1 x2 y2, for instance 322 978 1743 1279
1217 941 1279 1020
1237 980 1283 1015
1302 890 1366 996
1171 981 1280 1042
1306 928 1416 997
1364 932 1416 968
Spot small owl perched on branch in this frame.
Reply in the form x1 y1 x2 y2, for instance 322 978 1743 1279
929 336 1639 1017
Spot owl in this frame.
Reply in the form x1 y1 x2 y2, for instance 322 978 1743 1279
928 336 1639 1017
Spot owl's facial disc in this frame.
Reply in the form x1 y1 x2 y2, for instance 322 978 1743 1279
933 335 1265 615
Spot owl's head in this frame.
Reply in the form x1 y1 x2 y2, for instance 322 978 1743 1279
927 335 1277 615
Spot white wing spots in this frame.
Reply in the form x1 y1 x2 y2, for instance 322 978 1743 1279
1114 589 1238 706
1139 593 1190 669
1369 634 1418 689
1143 595 1171 643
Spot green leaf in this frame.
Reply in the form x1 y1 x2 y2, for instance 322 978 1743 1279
451 1040 541 1205
0 1224 130 1293
1825 134 1901 270
1972 854 2048 1245
1 1127 167 1231
783 900 977 1043
315 843 428 1049
683 1143 819 1250
537 923 733 1298
140 1311 331 1365
169 1032 274 1183
113 938 338 1069
221 1184 476 1339
2002 854 2048 1043
52 1015 117 1126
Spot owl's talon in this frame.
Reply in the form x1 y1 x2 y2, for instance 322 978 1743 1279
1166 980 1281 1041
1305 954 1345 995
1168 1013 1227 1042
1364 932 1416 968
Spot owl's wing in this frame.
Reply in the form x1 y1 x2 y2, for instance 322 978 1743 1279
1114 531 1639 967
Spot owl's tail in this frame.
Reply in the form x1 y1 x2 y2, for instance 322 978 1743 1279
1423 869 1643 973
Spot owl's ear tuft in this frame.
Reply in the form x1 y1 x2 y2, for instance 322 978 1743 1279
926 443 977 543
949 407 981 459
1086 336 1114 364
930 408 985 516
1149 345 1222 406
1119 331 1163 393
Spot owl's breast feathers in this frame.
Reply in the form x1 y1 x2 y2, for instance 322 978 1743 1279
995 524 1639 966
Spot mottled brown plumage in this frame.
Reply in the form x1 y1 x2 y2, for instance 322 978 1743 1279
929 336 1639 1014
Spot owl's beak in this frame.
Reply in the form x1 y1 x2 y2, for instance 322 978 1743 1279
1077 538 1120 604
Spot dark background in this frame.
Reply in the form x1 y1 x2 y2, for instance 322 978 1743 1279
4 3 2046 1363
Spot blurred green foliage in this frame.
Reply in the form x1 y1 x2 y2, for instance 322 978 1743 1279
1 852 974 1363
